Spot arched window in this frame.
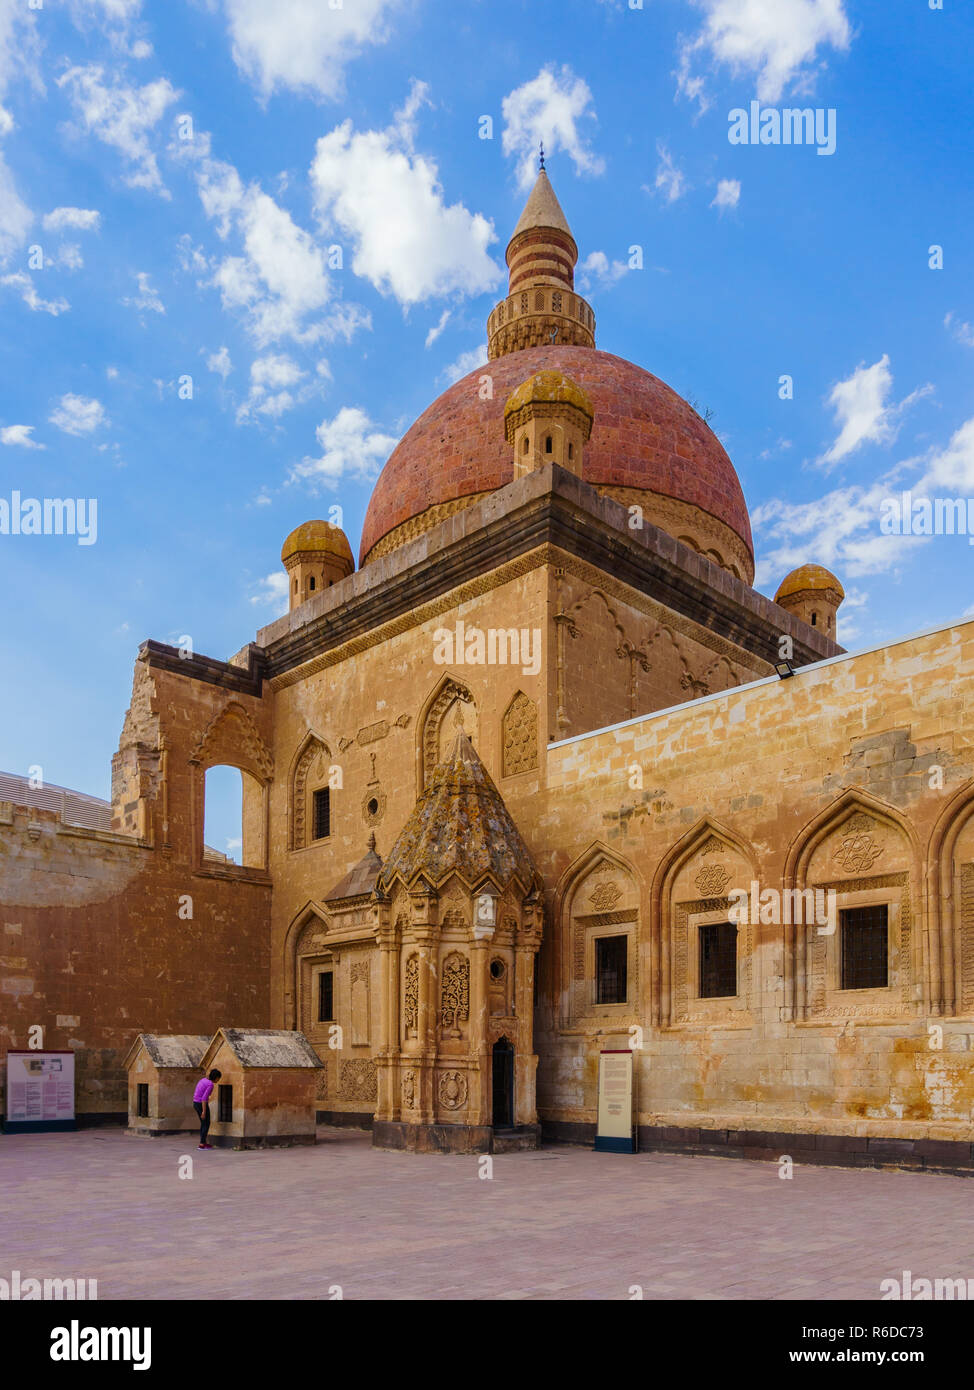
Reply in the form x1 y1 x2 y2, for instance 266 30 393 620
203 764 264 868
309 576 316 592
811 611 818 626
545 436 553 454
521 436 529 454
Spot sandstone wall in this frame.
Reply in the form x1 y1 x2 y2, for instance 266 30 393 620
536 620 974 1146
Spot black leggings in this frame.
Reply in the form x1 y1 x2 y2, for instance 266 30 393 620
194 1101 210 1145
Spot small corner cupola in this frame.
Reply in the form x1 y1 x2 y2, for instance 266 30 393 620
504 369 594 479
774 564 845 639
487 150 596 361
281 519 354 612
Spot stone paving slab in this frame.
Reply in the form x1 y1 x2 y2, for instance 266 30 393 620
2 1126 974 1300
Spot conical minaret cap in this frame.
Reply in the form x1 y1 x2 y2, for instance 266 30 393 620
487 166 595 360
510 169 575 245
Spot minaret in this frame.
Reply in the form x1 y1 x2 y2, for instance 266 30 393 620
487 151 596 360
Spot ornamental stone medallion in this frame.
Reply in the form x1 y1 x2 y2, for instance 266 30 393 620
437 1071 468 1110
833 813 884 874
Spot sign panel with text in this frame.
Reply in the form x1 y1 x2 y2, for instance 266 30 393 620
594 1049 636 1153
4 1050 76 1132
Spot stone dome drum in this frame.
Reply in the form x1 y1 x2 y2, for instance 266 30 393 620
359 346 754 580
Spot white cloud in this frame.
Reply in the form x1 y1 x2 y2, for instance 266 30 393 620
43 206 101 233
501 66 605 191
0 152 32 264
916 416 974 496
57 64 179 195
185 141 368 345
311 85 500 307
754 417 974 592
249 570 289 613
753 477 925 587
652 144 688 203
0 0 43 131
1 423 44 449
577 250 628 293
221 0 400 101
945 312 974 349
238 352 307 421
425 308 451 348
122 269 165 313
439 343 488 387
49 393 107 436
819 355 932 468
1 270 69 315
56 243 84 271
678 0 852 109
711 178 741 212
206 345 233 379
290 406 398 487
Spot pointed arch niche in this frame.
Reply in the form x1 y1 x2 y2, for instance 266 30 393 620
417 675 478 791
289 732 332 852
929 781 974 1016
653 820 757 1029
783 790 921 1022
189 700 273 870
557 844 641 1029
502 690 538 778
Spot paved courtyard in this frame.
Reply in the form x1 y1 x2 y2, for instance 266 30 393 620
4 1126 974 1300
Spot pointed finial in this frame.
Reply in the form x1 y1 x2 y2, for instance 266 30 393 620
368 831 377 853
539 140 545 172
453 702 465 729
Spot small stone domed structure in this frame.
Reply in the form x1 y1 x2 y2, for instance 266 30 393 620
281 520 354 612
504 369 594 479
775 564 845 639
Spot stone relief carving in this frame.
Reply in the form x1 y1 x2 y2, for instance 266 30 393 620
402 1070 416 1110
339 1059 377 1102
589 880 623 911
423 679 474 786
290 734 330 851
502 691 539 777
694 862 731 898
832 814 884 874
437 1071 468 1111
192 701 274 782
440 952 470 1036
403 954 419 1034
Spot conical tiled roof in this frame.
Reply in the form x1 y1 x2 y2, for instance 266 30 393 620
325 834 383 902
378 729 537 895
511 169 574 241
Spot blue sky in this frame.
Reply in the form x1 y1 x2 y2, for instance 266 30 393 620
0 0 972 857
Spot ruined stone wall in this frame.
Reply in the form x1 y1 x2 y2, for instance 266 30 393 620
0 658 273 1119
536 620 974 1148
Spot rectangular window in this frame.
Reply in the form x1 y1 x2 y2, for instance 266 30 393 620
840 905 889 990
313 787 330 840
595 935 628 1005
218 1084 233 1124
318 970 334 1023
136 1083 149 1118
699 922 737 999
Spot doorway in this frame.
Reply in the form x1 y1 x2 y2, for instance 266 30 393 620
492 1036 514 1128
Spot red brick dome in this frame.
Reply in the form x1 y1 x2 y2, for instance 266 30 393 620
359 346 753 576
